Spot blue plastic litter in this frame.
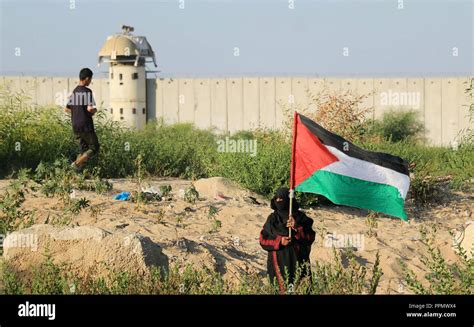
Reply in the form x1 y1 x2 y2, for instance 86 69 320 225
113 192 131 201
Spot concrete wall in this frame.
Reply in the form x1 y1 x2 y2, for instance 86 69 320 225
0 76 110 111
1 76 472 146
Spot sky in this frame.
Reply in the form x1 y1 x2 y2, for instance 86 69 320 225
0 0 472 78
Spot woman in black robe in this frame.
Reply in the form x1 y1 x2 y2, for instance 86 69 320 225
259 187 316 293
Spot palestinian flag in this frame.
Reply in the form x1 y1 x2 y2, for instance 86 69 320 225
290 112 410 221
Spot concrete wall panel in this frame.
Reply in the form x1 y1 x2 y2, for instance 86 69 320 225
210 78 227 132
424 78 443 146
458 77 472 133
340 78 357 93
307 78 326 114
20 76 37 104
325 78 341 94
194 78 211 129
275 77 292 130
259 77 276 129
373 78 391 119
357 78 375 120
155 78 165 122
407 78 424 125
441 78 460 146
162 78 179 125
389 78 408 111
291 77 309 111
36 77 54 106
88 79 102 110
178 78 195 124
52 77 69 107
67 78 77 95
243 77 259 130
146 79 157 123
4 76 21 94
227 78 243 133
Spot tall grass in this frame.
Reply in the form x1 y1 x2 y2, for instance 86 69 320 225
1 87 472 201
0 248 382 295
210 131 291 196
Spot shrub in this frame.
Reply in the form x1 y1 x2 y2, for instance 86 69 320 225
369 110 425 143
280 88 373 142
0 169 34 236
208 130 291 197
399 225 473 294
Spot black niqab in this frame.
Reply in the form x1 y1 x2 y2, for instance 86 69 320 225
268 187 301 236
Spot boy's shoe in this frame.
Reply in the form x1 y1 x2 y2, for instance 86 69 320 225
71 162 83 174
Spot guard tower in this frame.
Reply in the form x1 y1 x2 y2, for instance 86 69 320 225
98 25 157 129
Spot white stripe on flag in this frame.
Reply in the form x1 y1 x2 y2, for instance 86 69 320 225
322 146 410 199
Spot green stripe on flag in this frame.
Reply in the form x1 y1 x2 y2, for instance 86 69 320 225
295 170 408 220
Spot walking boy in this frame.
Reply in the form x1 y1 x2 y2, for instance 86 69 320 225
64 68 100 171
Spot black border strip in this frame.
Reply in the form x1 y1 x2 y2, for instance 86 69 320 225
0 295 471 326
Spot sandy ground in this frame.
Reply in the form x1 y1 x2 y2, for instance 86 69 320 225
0 177 472 294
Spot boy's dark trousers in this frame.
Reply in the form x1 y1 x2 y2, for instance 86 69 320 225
74 131 100 158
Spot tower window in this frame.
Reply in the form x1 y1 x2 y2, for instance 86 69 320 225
110 108 113 114
120 108 123 114
142 108 146 114
132 73 138 80
132 108 136 114
110 73 114 79
120 117 124 120
119 74 123 80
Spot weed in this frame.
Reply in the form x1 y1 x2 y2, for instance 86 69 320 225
184 184 199 204
159 184 172 197
399 225 473 294
208 219 222 234
0 247 382 295
0 169 34 235
365 211 378 237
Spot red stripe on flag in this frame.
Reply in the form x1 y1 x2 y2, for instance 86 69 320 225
293 113 339 187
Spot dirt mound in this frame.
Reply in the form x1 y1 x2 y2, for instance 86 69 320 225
3 224 169 279
194 177 265 202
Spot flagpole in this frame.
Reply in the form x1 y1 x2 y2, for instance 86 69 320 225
289 111 298 238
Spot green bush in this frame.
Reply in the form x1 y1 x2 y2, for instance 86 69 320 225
409 174 443 205
368 110 425 142
399 225 473 294
208 131 291 197
1 88 472 201
0 169 34 236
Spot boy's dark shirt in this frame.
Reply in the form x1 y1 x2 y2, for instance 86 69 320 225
66 85 96 132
